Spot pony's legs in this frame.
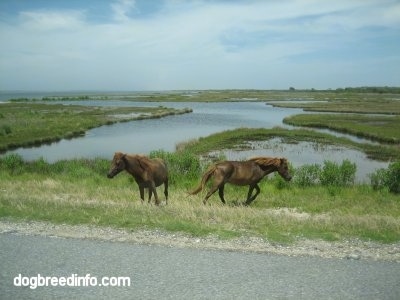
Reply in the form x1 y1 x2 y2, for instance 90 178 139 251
139 186 145 203
204 184 219 204
245 185 254 204
199 167 227 205
150 182 160 205
204 175 224 204
164 180 169 205
218 185 226 204
245 184 260 205
204 186 218 204
148 187 153 203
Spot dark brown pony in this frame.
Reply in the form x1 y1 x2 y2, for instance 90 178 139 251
107 152 168 205
189 157 292 205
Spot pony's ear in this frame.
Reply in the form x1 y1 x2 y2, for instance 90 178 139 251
280 158 286 165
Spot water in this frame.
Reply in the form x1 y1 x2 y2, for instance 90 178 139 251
6 101 304 162
209 138 389 183
1 94 390 181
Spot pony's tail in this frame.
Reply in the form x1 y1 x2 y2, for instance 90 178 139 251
188 165 216 195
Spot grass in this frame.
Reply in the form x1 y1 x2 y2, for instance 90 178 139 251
283 114 400 144
11 89 400 110
180 127 400 161
2 89 400 244
264 91 400 115
1 140 399 244
2 181 398 243
0 102 191 152
10 90 272 103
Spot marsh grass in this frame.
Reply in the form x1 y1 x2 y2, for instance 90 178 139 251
284 114 400 144
1 153 399 244
0 103 191 152
264 91 400 114
180 127 400 161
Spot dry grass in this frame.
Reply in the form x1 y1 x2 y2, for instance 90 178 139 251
1 176 399 243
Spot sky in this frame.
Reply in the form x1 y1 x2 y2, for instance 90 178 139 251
0 0 399 91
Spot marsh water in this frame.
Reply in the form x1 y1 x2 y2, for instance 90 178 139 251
209 139 386 183
7 101 301 161
1 97 389 181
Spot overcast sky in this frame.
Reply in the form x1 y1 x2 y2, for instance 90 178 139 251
0 0 399 91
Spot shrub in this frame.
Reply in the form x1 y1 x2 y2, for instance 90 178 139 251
0 153 25 175
339 159 357 186
320 160 356 187
0 124 12 135
386 161 400 194
369 168 387 191
293 164 321 187
80 158 109 176
149 150 201 185
320 161 338 186
371 161 400 194
30 157 50 174
1 153 24 170
272 174 290 190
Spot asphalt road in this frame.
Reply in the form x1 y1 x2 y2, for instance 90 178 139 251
0 233 399 299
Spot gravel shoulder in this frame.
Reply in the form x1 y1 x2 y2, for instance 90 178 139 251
1 219 399 262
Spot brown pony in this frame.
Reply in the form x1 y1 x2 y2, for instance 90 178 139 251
189 157 292 205
107 152 168 205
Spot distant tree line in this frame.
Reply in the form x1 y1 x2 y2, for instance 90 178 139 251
335 86 400 94
289 86 400 94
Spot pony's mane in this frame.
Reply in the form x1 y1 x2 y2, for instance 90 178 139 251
247 156 284 167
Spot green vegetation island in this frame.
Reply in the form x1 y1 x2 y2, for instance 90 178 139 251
0 102 192 152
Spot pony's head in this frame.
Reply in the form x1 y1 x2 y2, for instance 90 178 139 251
107 152 126 178
249 156 292 181
277 158 292 181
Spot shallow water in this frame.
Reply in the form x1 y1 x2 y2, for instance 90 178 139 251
1 97 390 181
209 138 388 183
7 101 303 162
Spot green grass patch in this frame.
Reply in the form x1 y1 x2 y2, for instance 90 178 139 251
1 153 399 244
264 91 400 114
0 102 191 152
9 89 399 108
284 114 400 144
180 127 400 161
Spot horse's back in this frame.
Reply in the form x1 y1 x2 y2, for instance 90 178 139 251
149 157 168 185
153 157 167 168
220 160 264 185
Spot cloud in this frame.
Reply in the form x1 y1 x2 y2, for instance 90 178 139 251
0 0 399 90
111 0 136 22
18 10 85 31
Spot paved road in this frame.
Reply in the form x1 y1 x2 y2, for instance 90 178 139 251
0 233 399 299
